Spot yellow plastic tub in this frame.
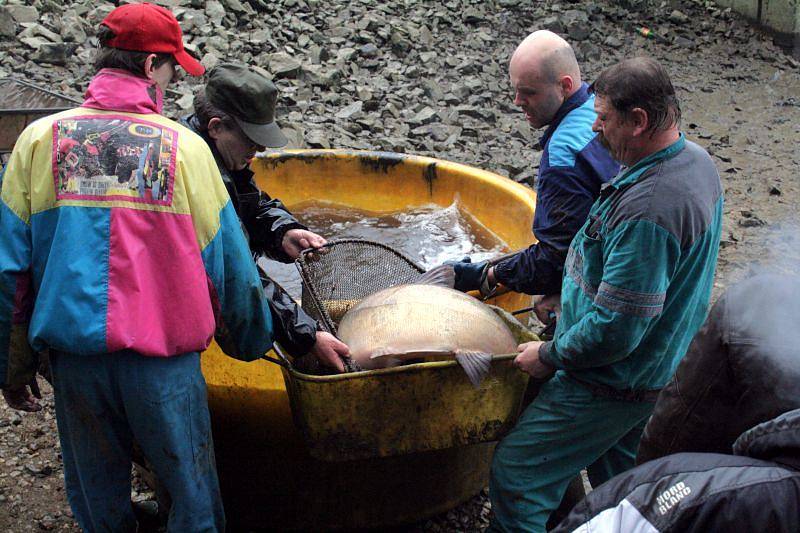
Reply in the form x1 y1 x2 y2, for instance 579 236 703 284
201 150 537 530
282 306 536 462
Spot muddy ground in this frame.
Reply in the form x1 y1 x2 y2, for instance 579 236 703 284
1 0 799 531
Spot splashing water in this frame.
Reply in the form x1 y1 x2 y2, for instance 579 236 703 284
259 202 510 299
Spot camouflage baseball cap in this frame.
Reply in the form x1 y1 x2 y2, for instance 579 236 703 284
205 63 288 148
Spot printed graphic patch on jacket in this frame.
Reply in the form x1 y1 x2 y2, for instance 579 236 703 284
52 116 177 205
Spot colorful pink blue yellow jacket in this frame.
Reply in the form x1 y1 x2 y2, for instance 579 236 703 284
0 69 273 387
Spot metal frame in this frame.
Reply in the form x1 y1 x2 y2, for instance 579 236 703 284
295 238 424 335
0 77 81 113
0 78 81 157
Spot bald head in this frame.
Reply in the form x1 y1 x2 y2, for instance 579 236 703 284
510 30 581 86
509 30 582 128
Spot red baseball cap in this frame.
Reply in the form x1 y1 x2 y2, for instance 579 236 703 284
101 3 204 77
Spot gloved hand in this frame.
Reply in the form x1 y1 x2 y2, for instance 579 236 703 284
445 257 490 293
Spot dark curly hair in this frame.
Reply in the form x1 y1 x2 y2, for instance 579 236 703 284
590 57 681 134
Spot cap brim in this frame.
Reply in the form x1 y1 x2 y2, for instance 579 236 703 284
235 117 288 149
174 49 205 77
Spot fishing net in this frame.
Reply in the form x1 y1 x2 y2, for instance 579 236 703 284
296 239 425 336
292 239 528 383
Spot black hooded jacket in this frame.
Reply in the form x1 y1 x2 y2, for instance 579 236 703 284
637 274 800 463
181 114 317 356
552 409 800 532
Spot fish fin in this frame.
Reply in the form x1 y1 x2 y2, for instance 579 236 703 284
455 350 492 388
369 347 396 360
369 346 406 359
415 264 456 288
370 349 450 360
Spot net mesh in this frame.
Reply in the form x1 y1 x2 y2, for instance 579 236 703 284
296 239 425 336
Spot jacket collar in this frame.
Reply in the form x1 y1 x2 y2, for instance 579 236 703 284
82 68 163 115
733 408 800 471
612 134 686 188
539 82 591 148
182 113 255 185
597 134 686 201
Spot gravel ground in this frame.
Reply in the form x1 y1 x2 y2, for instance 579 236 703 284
1 0 799 531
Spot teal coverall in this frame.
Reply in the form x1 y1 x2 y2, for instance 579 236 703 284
489 136 724 532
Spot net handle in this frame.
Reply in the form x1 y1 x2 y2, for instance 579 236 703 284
295 246 337 334
297 238 425 272
261 342 294 370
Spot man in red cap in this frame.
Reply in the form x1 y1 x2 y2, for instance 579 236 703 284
0 3 273 531
100 1 205 77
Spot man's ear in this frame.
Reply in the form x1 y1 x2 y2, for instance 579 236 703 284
559 75 574 97
629 107 649 136
207 117 222 139
143 54 158 80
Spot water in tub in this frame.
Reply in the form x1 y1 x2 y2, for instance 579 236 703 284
258 201 510 300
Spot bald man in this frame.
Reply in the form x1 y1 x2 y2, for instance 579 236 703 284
488 57 723 532
449 31 618 305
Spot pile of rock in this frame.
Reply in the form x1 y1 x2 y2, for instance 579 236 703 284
0 0 795 187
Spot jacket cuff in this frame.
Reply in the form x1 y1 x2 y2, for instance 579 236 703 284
273 221 307 243
4 325 38 387
279 329 317 357
538 341 562 369
491 257 514 287
269 222 307 263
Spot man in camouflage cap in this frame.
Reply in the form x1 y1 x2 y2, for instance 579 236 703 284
182 63 350 371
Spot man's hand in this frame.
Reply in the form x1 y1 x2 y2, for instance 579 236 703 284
282 229 327 260
309 331 349 373
533 293 561 325
2 379 43 412
513 341 555 380
444 257 490 293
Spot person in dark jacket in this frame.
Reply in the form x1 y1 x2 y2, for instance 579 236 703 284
447 30 618 301
181 63 348 372
549 274 800 532
637 273 800 463
552 408 800 532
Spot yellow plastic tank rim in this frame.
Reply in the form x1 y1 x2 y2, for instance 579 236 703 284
284 353 518 383
258 149 534 208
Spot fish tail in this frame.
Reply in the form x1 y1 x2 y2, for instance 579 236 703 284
415 264 456 288
455 350 492 388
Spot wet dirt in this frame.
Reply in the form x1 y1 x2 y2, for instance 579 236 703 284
669 58 800 293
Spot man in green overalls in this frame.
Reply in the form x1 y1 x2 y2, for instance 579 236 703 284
488 57 724 532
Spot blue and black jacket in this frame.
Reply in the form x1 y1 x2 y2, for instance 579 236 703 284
494 82 619 295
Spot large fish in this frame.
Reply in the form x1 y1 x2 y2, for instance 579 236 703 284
336 271 518 386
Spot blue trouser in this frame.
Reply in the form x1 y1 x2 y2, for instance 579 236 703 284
50 350 224 533
488 372 654 532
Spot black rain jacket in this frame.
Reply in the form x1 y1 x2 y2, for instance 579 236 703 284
552 408 800 532
181 114 317 356
637 274 800 463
